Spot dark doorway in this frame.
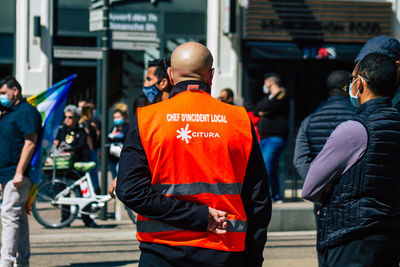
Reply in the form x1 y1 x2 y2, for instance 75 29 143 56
243 52 355 200
53 62 97 105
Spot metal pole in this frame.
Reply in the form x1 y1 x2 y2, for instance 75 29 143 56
100 0 109 220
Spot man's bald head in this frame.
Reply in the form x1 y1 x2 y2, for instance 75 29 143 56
168 42 214 85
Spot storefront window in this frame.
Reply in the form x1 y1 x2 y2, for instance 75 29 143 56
0 0 15 77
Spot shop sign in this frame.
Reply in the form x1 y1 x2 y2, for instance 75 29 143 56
244 0 392 43
53 46 103 59
109 11 159 33
112 31 158 42
112 41 159 51
89 8 105 32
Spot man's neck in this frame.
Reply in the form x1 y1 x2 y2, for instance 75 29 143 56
14 99 20 106
270 85 283 97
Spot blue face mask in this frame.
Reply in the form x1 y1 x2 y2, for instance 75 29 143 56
349 77 361 108
0 94 12 108
142 83 161 103
113 118 124 126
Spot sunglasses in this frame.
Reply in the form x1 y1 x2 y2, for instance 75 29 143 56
65 116 74 119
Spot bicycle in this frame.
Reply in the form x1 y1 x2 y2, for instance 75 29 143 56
32 160 136 228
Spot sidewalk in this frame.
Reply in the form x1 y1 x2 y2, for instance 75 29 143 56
0 199 318 267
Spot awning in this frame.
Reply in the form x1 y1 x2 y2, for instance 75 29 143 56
245 41 363 61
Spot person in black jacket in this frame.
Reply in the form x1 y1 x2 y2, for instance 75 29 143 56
254 73 289 202
108 58 172 196
54 105 90 163
293 70 355 179
303 53 400 266
54 104 97 228
293 70 355 266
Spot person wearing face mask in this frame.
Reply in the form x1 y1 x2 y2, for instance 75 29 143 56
108 103 129 179
254 72 289 203
0 76 42 267
353 36 400 111
302 53 400 266
142 58 171 104
108 59 172 198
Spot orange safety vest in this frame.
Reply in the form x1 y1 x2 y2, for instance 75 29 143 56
136 88 253 252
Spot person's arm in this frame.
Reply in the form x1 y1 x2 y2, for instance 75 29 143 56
293 116 312 179
14 105 42 188
116 116 226 233
53 126 63 147
302 120 368 203
13 133 38 188
254 92 288 114
241 126 271 267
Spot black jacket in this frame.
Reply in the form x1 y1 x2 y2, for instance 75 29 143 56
317 97 400 251
55 123 89 162
307 95 356 160
254 91 289 139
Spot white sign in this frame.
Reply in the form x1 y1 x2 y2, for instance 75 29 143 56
109 11 159 33
90 20 104 32
89 8 104 31
90 9 103 22
112 31 158 42
54 46 103 59
112 41 159 51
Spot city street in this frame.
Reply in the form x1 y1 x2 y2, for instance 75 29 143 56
0 201 318 267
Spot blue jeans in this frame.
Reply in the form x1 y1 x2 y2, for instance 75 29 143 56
259 136 286 201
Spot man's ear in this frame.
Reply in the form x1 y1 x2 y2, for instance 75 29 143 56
159 78 169 91
395 60 400 83
12 86 19 98
208 68 215 87
359 77 367 94
167 67 175 86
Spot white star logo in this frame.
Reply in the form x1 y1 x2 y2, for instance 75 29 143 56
176 124 192 144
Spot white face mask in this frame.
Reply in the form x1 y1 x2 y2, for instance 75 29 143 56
349 77 361 108
263 85 270 95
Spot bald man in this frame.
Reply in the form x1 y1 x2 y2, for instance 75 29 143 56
117 42 271 267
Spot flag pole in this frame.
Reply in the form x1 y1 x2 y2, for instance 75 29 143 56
100 0 110 220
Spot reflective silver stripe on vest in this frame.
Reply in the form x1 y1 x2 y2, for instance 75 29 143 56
137 219 247 233
152 182 242 196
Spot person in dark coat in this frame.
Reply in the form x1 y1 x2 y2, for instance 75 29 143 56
303 53 400 266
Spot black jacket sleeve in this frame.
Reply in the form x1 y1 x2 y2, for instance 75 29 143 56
116 116 209 231
254 92 288 115
241 126 272 267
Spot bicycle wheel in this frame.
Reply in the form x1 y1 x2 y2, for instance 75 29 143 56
32 179 79 228
125 207 137 224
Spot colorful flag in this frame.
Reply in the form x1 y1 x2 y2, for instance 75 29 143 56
26 74 77 210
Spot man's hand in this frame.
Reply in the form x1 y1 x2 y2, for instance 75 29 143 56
108 177 118 199
13 173 24 189
208 207 228 234
258 111 270 116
